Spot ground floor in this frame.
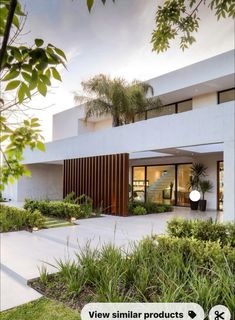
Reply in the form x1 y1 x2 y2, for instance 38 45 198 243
1 207 220 311
3 149 226 215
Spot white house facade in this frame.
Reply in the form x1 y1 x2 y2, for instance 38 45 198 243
4 50 235 221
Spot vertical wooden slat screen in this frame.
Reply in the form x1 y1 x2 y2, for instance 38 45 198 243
63 153 129 216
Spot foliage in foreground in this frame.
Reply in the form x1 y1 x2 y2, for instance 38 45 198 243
128 200 173 215
32 236 235 314
24 199 93 219
0 297 80 320
167 218 235 247
0 204 45 232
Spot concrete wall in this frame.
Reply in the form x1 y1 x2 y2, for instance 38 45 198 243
192 93 217 109
15 164 63 201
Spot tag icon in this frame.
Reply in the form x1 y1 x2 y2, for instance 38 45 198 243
188 310 197 319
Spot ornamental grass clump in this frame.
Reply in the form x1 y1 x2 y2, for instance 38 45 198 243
32 235 235 313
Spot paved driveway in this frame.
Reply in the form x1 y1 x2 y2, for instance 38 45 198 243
1 208 220 311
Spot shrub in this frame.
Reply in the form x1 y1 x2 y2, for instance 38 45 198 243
0 205 45 232
34 236 235 313
133 205 147 215
24 199 92 219
128 200 173 215
167 218 235 247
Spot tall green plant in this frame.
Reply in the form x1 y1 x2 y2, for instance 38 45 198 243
189 162 207 190
199 180 213 200
75 74 161 127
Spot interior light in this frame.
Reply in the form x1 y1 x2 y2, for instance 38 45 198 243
189 190 200 202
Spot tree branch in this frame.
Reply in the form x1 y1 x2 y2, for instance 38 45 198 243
0 0 17 70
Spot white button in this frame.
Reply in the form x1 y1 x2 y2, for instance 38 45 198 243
208 305 231 320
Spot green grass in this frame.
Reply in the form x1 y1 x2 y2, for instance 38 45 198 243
44 216 73 229
0 298 80 320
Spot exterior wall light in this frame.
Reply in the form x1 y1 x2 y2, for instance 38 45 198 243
189 190 200 202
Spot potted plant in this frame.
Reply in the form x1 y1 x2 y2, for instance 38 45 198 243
199 180 213 211
188 163 207 210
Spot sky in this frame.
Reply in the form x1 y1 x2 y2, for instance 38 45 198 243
20 0 234 141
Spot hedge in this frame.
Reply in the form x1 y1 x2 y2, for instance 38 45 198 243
0 205 45 232
24 199 92 219
167 218 235 247
129 200 173 215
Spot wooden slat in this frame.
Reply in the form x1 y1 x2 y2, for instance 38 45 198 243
63 153 129 216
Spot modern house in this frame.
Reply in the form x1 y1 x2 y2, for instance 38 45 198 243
4 50 235 221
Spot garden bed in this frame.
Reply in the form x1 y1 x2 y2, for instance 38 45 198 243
128 200 173 215
29 224 235 314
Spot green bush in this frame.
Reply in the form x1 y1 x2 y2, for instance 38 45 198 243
0 205 45 232
167 218 235 247
36 236 235 313
133 205 147 215
24 199 92 219
129 200 173 215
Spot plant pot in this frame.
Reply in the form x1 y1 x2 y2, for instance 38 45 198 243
190 200 199 210
199 199 207 211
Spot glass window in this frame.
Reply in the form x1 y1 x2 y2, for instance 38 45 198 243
218 161 224 211
132 167 145 202
177 100 192 113
147 104 176 119
177 164 191 207
134 112 146 122
218 88 235 104
146 165 175 205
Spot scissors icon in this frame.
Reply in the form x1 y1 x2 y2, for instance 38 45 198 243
214 311 225 320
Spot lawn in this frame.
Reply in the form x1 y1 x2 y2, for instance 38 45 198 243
44 216 73 228
1 298 80 320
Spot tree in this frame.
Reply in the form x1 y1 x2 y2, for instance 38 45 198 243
0 0 66 190
75 74 160 127
87 0 235 52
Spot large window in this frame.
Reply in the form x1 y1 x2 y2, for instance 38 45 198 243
217 161 224 211
146 165 175 205
132 163 191 206
132 167 146 202
176 164 191 206
218 88 235 104
133 99 192 123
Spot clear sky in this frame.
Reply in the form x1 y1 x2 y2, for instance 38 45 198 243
22 0 234 141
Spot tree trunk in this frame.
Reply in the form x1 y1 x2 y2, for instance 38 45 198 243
112 115 120 127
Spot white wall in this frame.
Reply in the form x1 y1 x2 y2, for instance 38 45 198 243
16 164 63 201
193 93 217 109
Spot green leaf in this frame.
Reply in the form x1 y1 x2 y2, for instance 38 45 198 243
54 47 67 61
35 38 44 47
18 84 25 103
37 81 47 96
5 80 21 91
51 67 62 81
22 72 31 83
37 141 45 152
87 0 94 12
9 176 15 184
2 69 20 81
12 15 19 29
24 169 31 177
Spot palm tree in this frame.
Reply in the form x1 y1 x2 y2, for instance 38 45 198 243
74 74 161 127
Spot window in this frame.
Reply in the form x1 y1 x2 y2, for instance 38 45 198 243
177 100 192 113
132 163 192 206
147 104 176 119
134 112 146 122
218 88 235 104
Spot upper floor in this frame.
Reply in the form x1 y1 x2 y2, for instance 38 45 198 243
53 50 235 141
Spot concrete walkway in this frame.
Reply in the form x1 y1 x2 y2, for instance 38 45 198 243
0 207 220 311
